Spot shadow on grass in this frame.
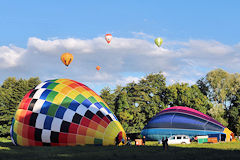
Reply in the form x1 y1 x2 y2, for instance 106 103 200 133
0 141 239 160
0 141 13 147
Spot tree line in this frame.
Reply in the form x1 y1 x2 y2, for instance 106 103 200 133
0 77 41 137
100 69 240 135
0 69 239 137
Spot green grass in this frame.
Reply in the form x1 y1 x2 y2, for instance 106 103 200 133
0 138 240 160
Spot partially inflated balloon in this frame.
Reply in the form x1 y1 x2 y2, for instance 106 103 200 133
96 66 101 71
105 34 112 44
10 79 126 146
154 37 163 47
141 106 234 142
61 53 73 68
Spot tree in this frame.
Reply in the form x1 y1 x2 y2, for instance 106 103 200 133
119 72 169 133
100 86 116 113
197 69 240 134
226 73 240 106
115 89 133 128
167 83 212 114
0 77 41 137
196 77 209 96
208 103 228 127
136 72 168 122
228 89 240 135
236 117 240 136
114 87 145 133
197 69 240 108
105 72 169 133
123 82 146 133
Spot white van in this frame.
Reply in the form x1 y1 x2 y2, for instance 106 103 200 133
167 135 190 144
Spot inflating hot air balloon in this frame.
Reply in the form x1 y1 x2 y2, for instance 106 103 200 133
154 37 163 47
10 79 126 146
96 66 101 71
105 34 112 44
61 53 73 68
141 106 234 142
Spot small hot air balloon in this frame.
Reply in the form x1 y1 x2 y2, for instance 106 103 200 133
96 66 101 71
61 52 73 68
105 34 112 44
154 37 163 47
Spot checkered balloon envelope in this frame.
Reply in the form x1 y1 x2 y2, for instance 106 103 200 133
10 79 126 146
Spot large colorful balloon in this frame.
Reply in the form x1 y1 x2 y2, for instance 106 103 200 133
10 79 126 146
154 37 163 47
141 106 234 142
96 66 101 71
105 34 112 44
61 53 73 68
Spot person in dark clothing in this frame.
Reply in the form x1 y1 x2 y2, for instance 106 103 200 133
126 137 131 146
142 136 146 145
162 137 165 150
165 137 168 150
115 136 120 146
121 137 125 145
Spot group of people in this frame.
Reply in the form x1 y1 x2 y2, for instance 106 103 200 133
161 137 168 150
115 136 143 146
115 135 168 150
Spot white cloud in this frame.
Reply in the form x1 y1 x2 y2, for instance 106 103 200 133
0 45 25 68
181 40 234 56
116 76 141 86
27 37 96 54
132 32 154 39
1 35 240 93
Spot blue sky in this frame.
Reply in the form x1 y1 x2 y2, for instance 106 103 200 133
0 0 240 94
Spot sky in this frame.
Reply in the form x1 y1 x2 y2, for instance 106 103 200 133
0 0 240 94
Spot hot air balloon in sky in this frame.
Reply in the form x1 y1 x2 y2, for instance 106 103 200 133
96 66 101 71
154 37 163 47
10 79 126 146
105 34 112 44
61 53 73 68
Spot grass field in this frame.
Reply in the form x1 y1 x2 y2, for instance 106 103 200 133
0 138 239 160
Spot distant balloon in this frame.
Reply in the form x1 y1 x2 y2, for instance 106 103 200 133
105 34 112 44
96 66 101 71
61 53 73 68
154 37 163 47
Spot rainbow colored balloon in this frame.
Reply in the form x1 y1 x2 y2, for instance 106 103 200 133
10 79 126 146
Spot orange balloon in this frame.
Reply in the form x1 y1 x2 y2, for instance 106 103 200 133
61 53 73 67
96 66 101 71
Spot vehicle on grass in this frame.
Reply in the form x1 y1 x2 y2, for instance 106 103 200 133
168 135 190 144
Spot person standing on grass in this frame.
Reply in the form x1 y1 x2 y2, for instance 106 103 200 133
142 136 146 145
165 137 168 151
126 137 131 146
162 137 165 150
121 137 125 145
